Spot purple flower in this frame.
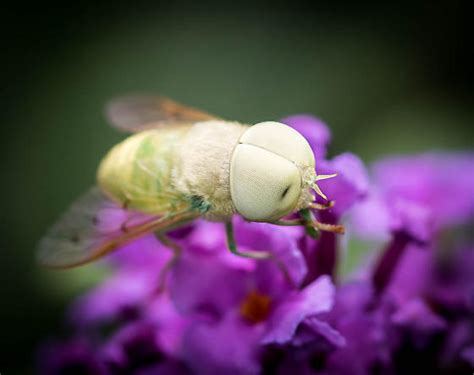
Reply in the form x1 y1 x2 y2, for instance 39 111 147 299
170 217 337 374
349 153 473 245
372 153 474 229
300 152 370 283
38 115 474 374
321 150 474 374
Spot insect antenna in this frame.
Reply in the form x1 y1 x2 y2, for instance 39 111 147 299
310 173 337 200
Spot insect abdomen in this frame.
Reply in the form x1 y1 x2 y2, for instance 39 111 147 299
97 127 191 213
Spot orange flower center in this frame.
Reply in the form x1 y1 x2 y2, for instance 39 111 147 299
240 290 272 323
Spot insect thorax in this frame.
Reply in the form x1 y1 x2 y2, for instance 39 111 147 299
172 120 248 221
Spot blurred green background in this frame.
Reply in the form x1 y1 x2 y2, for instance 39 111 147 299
1 1 473 373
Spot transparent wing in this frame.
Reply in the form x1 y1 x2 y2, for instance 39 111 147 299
105 94 219 133
37 187 198 268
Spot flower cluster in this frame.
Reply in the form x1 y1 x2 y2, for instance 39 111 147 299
38 116 474 374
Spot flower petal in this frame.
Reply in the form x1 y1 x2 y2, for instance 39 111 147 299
234 218 307 291
169 251 249 317
373 153 474 229
317 153 369 217
69 269 159 328
182 312 263 375
262 275 335 344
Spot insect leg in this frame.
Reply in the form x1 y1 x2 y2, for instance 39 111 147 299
309 200 335 210
310 220 345 234
225 221 296 288
225 221 271 259
299 208 321 239
272 209 345 236
298 208 345 237
299 208 345 235
156 233 183 292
